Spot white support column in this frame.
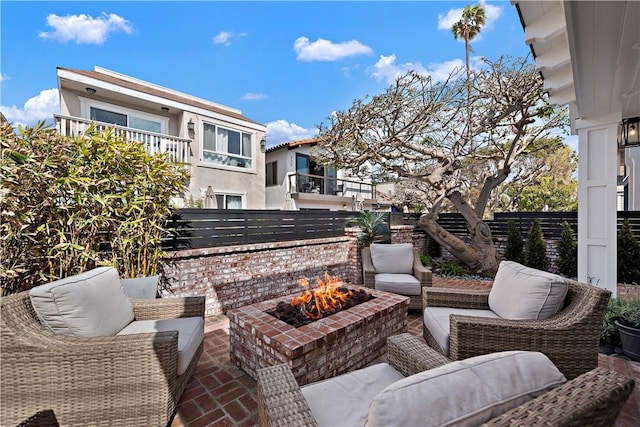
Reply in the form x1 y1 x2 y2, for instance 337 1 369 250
625 147 640 210
576 112 620 296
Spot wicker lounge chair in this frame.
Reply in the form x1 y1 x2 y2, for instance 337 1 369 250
0 289 205 426
257 333 634 427
363 244 431 311
423 274 611 380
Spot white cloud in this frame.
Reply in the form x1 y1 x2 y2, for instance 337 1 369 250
240 92 266 101
0 73 8 82
213 31 247 46
39 13 133 44
369 55 464 85
294 37 373 62
437 1 503 40
1 88 59 127
265 120 317 147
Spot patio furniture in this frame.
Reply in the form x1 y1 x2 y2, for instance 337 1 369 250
0 267 205 427
363 243 431 311
257 333 635 427
423 260 611 379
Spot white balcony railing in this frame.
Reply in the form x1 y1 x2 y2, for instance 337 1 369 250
54 114 191 164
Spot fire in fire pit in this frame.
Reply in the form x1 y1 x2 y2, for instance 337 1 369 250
268 273 374 327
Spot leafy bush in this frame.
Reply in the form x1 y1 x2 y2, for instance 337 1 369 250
556 221 577 277
524 219 549 271
0 122 188 294
618 219 640 285
438 262 469 277
601 298 640 347
420 254 432 267
504 220 524 263
347 211 390 246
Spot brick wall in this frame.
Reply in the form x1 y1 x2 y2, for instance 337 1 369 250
163 236 357 316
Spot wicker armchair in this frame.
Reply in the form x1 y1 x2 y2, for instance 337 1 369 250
1 291 205 427
363 246 431 311
257 333 634 427
423 278 611 380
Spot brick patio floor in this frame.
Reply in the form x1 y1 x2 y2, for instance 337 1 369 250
171 278 640 427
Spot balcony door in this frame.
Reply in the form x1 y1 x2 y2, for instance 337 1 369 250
81 98 167 134
296 153 324 193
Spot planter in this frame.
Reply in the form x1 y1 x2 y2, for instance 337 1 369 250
614 318 640 362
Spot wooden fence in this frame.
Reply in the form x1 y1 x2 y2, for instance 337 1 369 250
164 210 640 250
163 209 360 250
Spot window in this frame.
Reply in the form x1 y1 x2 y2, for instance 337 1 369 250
266 161 278 186
86 102 165 134
215 194 243 209
202 122 253 170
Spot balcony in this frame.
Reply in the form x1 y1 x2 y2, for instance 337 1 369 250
287 172 377 203
54 114 191 164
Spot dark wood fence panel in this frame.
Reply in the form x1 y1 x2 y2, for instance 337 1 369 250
163 209 360 250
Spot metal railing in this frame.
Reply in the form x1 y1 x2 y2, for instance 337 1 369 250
287 173 375 199
54 114 191 164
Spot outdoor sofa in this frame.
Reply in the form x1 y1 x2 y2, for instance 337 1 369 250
257 333 635 427
0 267 205 427
423 261 611 379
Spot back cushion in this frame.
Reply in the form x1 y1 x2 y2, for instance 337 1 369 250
30 267 135 337
488 261 568 320
370 243 414 274
366 351 566 427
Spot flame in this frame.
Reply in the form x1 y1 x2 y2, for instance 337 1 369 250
291 273 353 320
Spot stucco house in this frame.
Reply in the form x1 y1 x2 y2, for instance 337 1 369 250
55 66 267 209
513 0 639 295
265 138 381 211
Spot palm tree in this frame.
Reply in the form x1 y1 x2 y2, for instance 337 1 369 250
451 4 487 80
347 211 390 246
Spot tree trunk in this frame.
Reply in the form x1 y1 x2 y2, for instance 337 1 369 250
418 191 500 274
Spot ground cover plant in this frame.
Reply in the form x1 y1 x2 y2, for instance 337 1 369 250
0 122 188 294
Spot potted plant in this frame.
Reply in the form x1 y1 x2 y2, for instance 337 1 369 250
601 298 640 361
347 211 390 247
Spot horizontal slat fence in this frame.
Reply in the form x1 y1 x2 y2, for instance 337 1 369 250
165 210 640 250
163 209 360 250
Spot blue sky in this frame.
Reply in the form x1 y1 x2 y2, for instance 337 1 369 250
1 1 538 147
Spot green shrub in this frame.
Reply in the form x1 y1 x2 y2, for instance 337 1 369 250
601 298 640 347
504 220 524 263
618 219 640 285
347 211 390 246
0 122 188 294
556 221 577 277
524 219 549 271
438 262 469 277
420 254 432 267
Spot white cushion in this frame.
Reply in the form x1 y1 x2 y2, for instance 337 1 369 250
488 261 569 320
423 307 500 356
366 351 566 427
375 273 421 295
117 316 204 376
121 275 159 299
30 267 134 337
301 363 404 427
370 243 414 274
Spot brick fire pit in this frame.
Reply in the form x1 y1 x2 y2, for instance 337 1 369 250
228 286 409 385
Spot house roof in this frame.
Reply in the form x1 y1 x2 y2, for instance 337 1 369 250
266 137 321 153
57 66 263 126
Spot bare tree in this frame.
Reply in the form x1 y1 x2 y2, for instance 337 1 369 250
313 56 568 273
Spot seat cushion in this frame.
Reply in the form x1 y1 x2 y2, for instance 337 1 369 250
423 306 500 356
30 267 135 337
117 316 204 375
375 273 421 296
301 362 404 427
370 243 414 274
366 351 567 427
488 261 569 320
